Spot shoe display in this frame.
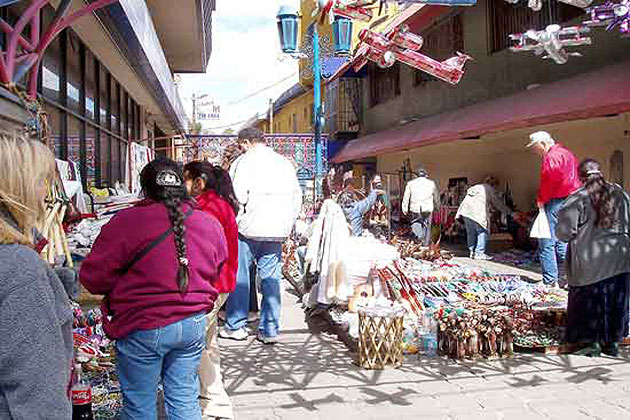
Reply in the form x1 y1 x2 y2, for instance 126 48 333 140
218 327 249 341
256 332 278 345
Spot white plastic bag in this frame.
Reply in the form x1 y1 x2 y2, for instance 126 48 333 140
530 209 551 239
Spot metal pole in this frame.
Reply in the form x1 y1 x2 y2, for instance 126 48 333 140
313 24 323 198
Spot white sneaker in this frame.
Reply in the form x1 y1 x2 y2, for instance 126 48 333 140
475 253 493 261
218 327 249 341
469 251 475 259
256 332 278 345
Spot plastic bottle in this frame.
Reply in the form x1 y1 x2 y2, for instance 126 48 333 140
71 363 94 420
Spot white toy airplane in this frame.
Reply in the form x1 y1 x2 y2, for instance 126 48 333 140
509 24 592 65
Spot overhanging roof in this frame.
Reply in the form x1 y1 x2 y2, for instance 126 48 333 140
146 0 215 73
332 61 630 163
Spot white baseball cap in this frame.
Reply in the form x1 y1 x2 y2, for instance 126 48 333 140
526 131 555 148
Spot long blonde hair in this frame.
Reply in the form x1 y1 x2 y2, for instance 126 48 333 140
0 133 56 245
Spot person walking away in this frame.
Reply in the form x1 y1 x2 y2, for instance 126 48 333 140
80 158 227 420
556 159 630 357
184 161 237 419
220 128 302 345
0 134 74 419
401 167 439 245
456 177 515 260
527 131 581 287
338 175 385 236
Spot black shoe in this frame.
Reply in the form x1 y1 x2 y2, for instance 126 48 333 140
602 342 619 357
572 342 601 357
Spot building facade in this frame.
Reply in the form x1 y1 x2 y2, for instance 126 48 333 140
332 1 630 209
0 0 215 187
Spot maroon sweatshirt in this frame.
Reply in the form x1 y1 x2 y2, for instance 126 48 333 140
80 200 227 339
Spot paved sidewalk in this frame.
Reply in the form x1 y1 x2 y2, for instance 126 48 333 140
220 290 630 420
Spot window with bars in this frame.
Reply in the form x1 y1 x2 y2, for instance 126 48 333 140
414 14 464 86
369 62 401 107
488 0 584 53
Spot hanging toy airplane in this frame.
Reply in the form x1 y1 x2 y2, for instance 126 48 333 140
503 0 592 12
509 24 592 64
353 26 473 85
584 0 630 35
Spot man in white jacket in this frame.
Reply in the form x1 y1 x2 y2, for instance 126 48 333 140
220 128 302 344
401 168 439 245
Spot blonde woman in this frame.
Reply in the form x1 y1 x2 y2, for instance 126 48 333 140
0 134 74 419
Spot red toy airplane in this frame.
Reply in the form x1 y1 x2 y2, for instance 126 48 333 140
353 26 473 85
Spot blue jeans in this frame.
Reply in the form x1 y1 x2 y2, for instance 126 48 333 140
463 217 488 255
226 237 282 337
116 313 207 420
539 198 568 285
411 212 432 246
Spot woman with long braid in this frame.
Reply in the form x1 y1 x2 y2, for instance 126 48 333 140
80 158 227 419
557 158 630 357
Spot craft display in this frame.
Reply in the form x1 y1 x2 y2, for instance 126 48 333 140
72 303 121 418
39 179 73 267
354 26 472 84
509 24 592 64
584 0 630 34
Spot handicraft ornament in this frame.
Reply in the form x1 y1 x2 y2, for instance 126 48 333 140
504 0 593 11
509 24 592 64
584 0 630 35
354 25 472 85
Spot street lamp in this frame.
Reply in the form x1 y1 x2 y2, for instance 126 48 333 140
276 5 353 197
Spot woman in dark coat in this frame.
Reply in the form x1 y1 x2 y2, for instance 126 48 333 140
557 158 630 357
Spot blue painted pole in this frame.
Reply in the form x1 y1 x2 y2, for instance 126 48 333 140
313 24 323 198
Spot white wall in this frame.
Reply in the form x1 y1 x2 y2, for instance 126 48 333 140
377 114 630 210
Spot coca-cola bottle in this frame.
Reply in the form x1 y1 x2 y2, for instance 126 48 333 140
71 363 94 420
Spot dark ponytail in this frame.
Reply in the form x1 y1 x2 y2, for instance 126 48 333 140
141 157 191 294
579 159 615 229
184 161 239 214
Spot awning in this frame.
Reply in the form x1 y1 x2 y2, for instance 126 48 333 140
332 61 630 163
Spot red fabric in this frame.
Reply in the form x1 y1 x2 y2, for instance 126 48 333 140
537 144 582 205
195 191 238 294
79 200 227 339
332 61 630 163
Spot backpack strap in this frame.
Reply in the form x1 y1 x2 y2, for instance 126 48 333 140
119 206 194 275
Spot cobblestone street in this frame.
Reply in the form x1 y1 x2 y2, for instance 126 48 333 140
221 284 630 420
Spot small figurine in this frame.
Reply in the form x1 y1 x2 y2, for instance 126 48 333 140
584 0 630 35
509 24 592 64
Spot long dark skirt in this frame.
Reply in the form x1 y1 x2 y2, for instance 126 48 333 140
566 273 630 344
567 273 630 343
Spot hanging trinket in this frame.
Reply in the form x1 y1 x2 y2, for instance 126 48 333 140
509 24 592 64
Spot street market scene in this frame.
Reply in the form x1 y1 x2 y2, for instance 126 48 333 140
0 0 629 419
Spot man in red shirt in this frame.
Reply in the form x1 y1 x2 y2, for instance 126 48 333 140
528 131 582 287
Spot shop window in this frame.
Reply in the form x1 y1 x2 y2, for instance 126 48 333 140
111 81 119 134
100 134 111 185
41 11 62 101
121 91 127 141
66 116 82 169
610 150 624 186
86 125 96 185
111 137 121 183
369 62 400 107
488 0 583 53
44 104 62 158
66 31 82 112
414 14 464 86
85 50 97 120
100 66 109 127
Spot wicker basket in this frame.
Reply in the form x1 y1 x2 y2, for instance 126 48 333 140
358 311 404 369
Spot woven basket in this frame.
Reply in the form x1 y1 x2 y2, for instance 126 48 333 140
358 311 404 369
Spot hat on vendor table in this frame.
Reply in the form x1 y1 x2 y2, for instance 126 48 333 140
526 131 555 148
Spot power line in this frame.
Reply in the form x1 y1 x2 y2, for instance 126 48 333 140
202 116 257 131
226 72 297 106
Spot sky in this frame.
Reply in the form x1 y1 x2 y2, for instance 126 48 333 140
177 0 301 134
